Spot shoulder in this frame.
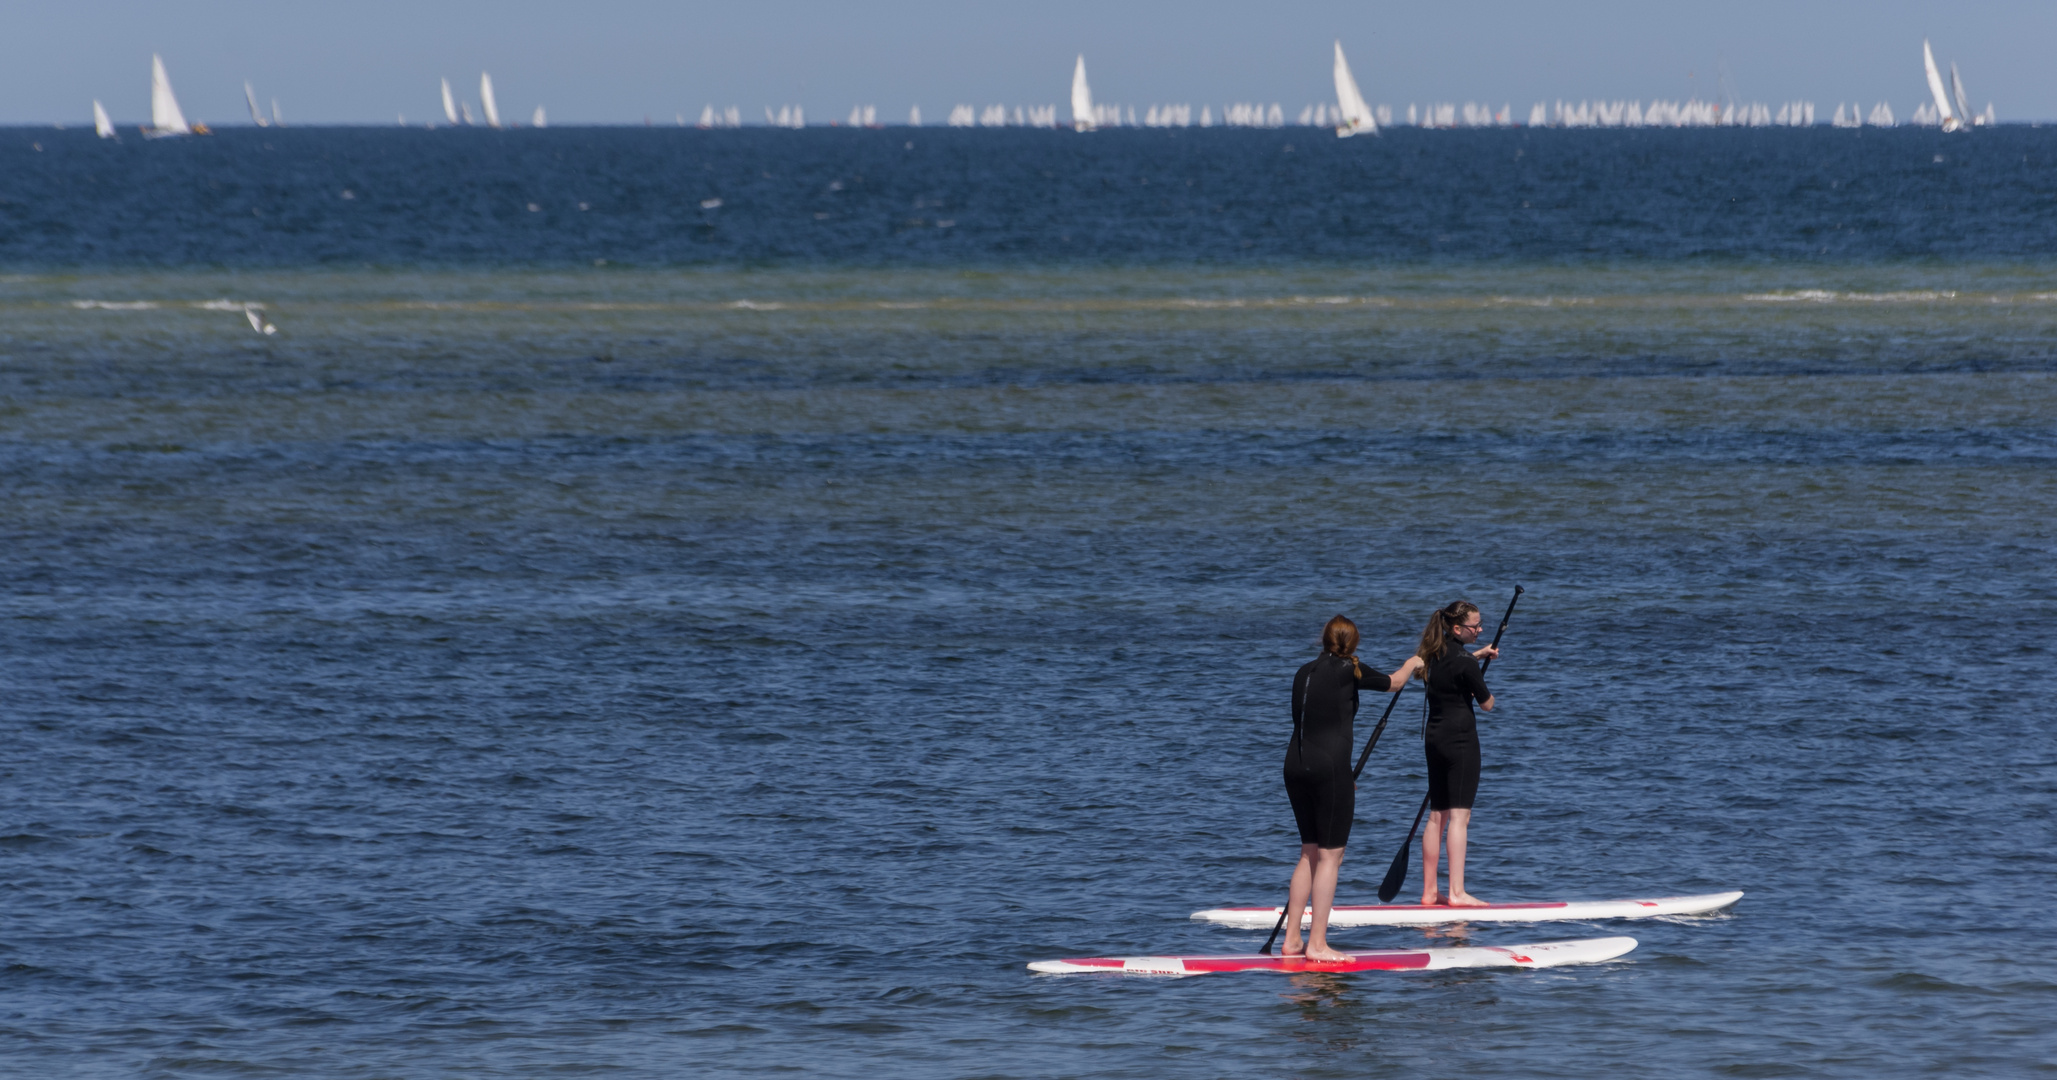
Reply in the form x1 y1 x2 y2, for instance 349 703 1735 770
1295 658 1321 680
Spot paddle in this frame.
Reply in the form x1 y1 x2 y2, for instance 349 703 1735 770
1376 585 1523 904
1260 683 1405 955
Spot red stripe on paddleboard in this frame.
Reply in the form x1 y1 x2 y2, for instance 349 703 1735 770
1219 902 1573 913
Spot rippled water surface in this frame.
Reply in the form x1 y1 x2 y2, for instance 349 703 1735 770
2 130 2056 1078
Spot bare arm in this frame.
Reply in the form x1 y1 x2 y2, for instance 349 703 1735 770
1385 656 1424 686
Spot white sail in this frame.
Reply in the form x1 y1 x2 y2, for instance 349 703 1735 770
532 105 546 128
93 100 115 138
441 79 458 124
245 82 269 127
1949 63 1972 127
1922 40 1958 131
480 73 501 127
1071 55 1095 131
272 99 282 126
150 54 191 135
1331 40 1377 137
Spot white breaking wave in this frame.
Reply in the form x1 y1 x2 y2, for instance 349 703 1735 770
1743 290 1960 303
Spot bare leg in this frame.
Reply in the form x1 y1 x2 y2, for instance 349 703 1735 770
1305 845 1350 962
1446 809 1487 906
1279 843 1317 955
1419 809 1448 905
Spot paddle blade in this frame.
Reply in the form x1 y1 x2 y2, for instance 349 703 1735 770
1377 840 1411 903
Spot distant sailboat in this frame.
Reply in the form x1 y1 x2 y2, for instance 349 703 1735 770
1949 63 1974 127
460 102 477 125
1331 40 1378 137
1922 40 1961 132
272 99 283 126
1071 55 1095 131
146 54 194 137
480 73 502 127
245 82 269 127
93 100 116 139
532 105 547 128
441 78 458 124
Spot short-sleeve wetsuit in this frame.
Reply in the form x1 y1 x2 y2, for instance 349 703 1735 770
1285 653 1392 848
1421 635 1492 810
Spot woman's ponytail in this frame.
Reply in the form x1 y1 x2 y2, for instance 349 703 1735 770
1416 600 1479 663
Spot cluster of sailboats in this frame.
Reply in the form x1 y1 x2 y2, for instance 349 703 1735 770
90 55 202 139
88 56 548 137
86 38 1996 138
433 73 546 128
1063 40 1991 136
795 38 1992 136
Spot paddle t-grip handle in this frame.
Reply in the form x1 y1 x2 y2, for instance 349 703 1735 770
1477 585 1522 678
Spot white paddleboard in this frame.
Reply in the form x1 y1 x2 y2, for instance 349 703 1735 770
1192 890 1742 929
1029 935 1636 976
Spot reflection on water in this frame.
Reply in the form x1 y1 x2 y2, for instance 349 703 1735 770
1282 973 1362 1052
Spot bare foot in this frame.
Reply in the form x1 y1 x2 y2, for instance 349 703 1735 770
1304 944 1352 963
1419 892 1448 906
1447 891 1489 907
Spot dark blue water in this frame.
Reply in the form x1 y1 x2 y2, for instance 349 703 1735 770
1 129 2055 1077
6 126 2057 266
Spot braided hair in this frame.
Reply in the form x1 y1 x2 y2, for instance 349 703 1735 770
1320 614 1363 679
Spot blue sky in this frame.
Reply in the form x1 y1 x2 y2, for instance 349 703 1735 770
5 0 2051 124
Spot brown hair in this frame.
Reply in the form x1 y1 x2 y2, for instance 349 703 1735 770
1321 615 1359 659
1321 615 1362 677
1416 601 1480 664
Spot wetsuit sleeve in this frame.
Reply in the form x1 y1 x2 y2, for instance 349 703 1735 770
1354 665 1392 693
1291 666 1307 732
1459 654 1490 704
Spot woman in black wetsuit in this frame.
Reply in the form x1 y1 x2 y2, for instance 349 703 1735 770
1281 615 1416 960
1408 601 1499 907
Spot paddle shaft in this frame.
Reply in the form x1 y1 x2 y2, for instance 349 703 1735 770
1261 684 1406 954
1351 688 1404 782
1377 586 1523 903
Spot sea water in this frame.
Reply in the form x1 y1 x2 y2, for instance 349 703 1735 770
0 127 2053 1077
